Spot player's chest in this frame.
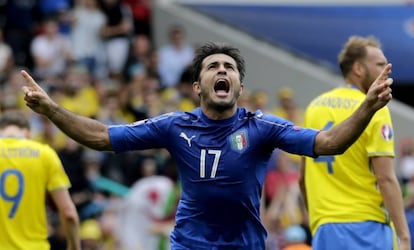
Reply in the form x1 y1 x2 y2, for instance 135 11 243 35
174 127 253 154
170 124 269 180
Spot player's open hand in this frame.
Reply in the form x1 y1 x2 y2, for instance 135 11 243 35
21 70 57 116
365 63 393 111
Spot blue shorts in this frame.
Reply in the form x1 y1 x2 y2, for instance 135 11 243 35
312 221 393 250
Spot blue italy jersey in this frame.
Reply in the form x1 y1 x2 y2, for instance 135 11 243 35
109 107 318 249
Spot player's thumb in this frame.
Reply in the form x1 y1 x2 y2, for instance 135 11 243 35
22 86 30 96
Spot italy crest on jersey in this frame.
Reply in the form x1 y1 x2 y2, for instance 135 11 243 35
230 130 249 153
381 124 393 141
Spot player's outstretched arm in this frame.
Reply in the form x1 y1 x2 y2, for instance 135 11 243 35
21 70 112 151
314 64 393 156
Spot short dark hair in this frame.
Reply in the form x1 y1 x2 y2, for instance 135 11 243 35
0 111 30 130
192 42 246 83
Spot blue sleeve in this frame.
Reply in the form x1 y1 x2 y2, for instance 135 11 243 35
277 125 319 158
260 113 319 158
108 113 175 153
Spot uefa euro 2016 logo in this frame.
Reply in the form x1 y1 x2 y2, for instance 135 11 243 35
381 124 393 141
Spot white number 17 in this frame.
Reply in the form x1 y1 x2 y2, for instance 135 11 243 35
200 149 221 178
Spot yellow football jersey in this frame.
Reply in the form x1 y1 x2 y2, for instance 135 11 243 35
303 86 394 235
0 138 70 250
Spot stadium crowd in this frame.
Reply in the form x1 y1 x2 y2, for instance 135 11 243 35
1 1 414 250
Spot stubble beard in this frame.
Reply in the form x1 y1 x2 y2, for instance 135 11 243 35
201 88 241 112
362 72 375 94
203 94 238 112
210 100 236 112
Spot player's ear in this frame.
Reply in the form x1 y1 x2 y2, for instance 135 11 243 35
193 81 201 96
240 83 244 95
353 61 364 77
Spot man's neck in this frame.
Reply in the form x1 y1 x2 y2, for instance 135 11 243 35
0 126 28 138
201 106 238 120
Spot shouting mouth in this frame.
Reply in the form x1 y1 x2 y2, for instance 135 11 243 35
214 79 230 97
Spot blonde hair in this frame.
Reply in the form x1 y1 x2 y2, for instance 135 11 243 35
338 35 381 77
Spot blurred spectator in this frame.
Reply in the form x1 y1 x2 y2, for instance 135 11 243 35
97 81 132 125
237 88 254 111
160 87 183 113
263 150 308 249
281 225 312 250
3 0 39 68
99 199 122 250
140 156 158 177
58 138 103 221
58 65 100 118
133 75 162 118
82 148 104 181
38 0 71 16
273 86 304 166
175 65 199 111
0 91 18 114
70 0 107 78
80 219 103 250
264 150 306 229
0 69 29 113
265 217 287 250
125 66 162 120
273 86 304 125
0 28 14 84
399 138 414 187
400 139 414 242
158 24 194 88
116 175 177 250
142 88 163 118
124 34 154 81
123 0 152 38
146 48 160 79
30 15 73 81
251 89 271 114
38 0 73 34
99 0 133 81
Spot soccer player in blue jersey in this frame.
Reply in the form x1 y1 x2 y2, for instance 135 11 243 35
0 111 81 250
300 36 411 250
22 42 393 250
